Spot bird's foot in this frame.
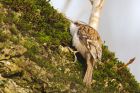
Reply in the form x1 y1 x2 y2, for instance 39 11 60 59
67 47 78 62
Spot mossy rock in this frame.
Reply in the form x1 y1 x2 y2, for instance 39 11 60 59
0 0 140 93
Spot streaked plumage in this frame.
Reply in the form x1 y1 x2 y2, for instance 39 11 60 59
70 22 102 61
70 21 102 86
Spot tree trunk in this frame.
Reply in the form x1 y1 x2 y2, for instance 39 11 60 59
88 0 104 30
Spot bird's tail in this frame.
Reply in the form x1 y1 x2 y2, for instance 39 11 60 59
83 55 96 87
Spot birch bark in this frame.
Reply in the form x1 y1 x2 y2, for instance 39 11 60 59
89 0 105 30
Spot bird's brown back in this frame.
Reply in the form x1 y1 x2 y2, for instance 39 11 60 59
78 24 102 45
76 23 102 60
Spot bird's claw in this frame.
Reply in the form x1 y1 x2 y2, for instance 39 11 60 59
67 47 78 62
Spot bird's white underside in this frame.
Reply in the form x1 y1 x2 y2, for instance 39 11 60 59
70 23 88 58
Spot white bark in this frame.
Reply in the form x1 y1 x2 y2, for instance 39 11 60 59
89 0 105 30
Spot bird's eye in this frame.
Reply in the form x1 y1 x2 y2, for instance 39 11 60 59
74 22 78 25
74 22 81 26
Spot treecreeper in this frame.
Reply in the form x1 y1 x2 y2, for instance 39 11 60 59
70 21 102 87
69 0 104 87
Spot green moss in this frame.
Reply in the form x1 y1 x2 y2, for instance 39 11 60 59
0 31 9 42
10 24 19 35
0 0 140 93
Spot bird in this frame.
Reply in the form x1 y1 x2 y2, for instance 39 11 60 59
70 21 102 86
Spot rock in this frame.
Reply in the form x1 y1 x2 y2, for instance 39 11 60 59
3 79 32 93
0 1 139 93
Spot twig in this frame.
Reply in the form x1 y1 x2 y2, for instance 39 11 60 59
117 57 135 71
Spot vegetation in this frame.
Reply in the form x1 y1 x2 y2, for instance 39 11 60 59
0 0 140 93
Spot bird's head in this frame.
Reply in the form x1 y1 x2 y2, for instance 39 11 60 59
74 21 81 26
74 21 88 27
70 21 87 36
70 21 80 36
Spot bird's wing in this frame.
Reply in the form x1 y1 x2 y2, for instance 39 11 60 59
78 25 102 60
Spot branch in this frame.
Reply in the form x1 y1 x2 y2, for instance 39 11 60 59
117 57 135 71
89 0 104 8
97 0 104 9
88 0 105 30
89 0 94 5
